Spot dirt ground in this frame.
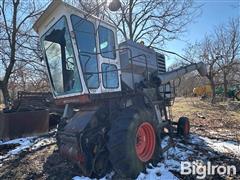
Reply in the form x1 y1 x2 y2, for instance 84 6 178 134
0 143 80 180
172 97 240 141
0 97 240 180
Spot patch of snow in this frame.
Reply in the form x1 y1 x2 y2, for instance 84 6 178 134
0 137 34 160
161 136 170 148
163 145 194 172
137 164 178 180
72 172 114 180
72 176 92 180
100 172 114 180
200 137 240 156
72 164 178 180
0 135 56 161
8 138 34 155
162 134 235 172
189 134 240 156
189 134 205 145
1 137 34 146
31 137 56 151
164 159 181 171
71 133 240 180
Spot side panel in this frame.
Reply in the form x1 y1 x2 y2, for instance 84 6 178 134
119 40 166 89
0 110 49 140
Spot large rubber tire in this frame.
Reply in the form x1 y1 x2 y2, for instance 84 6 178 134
177 117 190 136
107 108 159 178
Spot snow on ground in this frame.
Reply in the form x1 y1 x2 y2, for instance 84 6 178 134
31 136 56 150
73 134 240 180
137 164 178 180
199 137 240 156
72 172 114 180
1 133 239 179
163 134 240 173
72 165 178 180
187 134 240 157
0 134 56 161
0 137 34 160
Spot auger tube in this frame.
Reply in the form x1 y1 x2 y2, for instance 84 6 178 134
157 62 207 84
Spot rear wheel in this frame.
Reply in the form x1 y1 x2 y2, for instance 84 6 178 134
177 117 190 136
107 108 159 178
135 122 156 162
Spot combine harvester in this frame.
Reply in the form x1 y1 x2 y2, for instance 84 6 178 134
33 0 207 178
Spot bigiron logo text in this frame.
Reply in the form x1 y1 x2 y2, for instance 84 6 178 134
180 160 236 179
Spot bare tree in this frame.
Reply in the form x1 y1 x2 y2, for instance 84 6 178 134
180 37 221 103
228 61 240 84
200 36 222 103
168 60 202 97
0 0 47 104
214 18 240 97
180 18 240 103
105 0 201 46
65 0 104 17
78 0 102 16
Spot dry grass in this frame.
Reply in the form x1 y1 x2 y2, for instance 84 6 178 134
172 97 240 141
0 104 5 111
173 97 240 122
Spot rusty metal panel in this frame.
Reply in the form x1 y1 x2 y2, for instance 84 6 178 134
0 110 49 140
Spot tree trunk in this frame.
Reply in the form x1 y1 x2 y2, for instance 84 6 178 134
208 76 216 104
210 81 216 104
128 0 133 40
0 82 10 106
223 72 228 98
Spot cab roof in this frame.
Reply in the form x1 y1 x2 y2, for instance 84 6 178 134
33 0 115 34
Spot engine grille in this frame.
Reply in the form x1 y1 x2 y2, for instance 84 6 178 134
156 53 166 74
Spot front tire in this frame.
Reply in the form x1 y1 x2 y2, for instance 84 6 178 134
107 108 159 178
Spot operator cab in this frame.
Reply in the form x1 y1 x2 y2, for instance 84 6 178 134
34 0 121 104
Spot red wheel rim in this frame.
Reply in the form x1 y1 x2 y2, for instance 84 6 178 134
135 122 156 162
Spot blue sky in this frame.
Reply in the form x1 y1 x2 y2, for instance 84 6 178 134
1 0 239 78
165 0 240 67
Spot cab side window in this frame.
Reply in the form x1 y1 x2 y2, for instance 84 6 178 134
98 26 116 59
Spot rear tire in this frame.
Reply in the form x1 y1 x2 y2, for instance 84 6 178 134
107 108 159 178
177 117 190 136
235 91 240 101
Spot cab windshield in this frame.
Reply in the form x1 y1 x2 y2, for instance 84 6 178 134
41 16 82 96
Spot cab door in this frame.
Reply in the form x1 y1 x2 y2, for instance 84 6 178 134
97 23 121 93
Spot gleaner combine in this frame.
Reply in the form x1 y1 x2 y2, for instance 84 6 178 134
33 0 207 178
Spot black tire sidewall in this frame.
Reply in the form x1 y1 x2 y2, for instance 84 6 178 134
108 107 159 178
177 117 190 136
235 91 240 101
